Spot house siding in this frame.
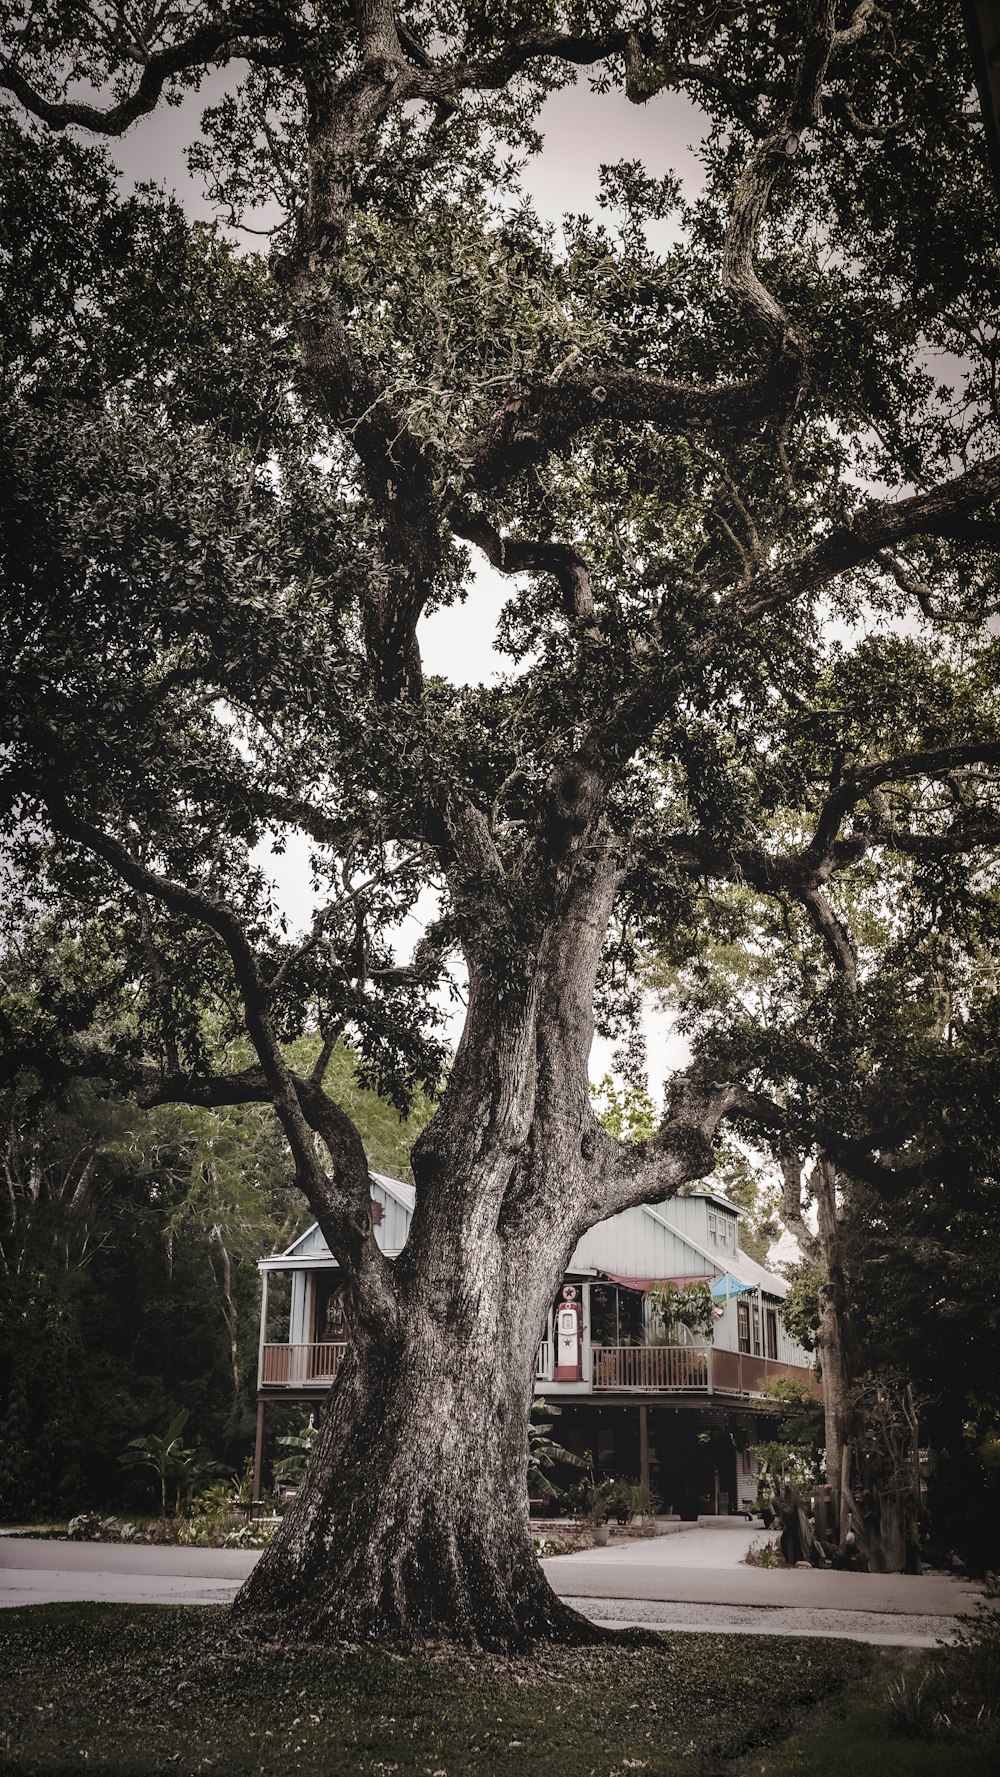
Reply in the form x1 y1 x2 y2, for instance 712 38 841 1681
568 1205 716 1279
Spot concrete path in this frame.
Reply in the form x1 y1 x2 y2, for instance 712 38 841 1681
544 1517 983 1647
0 1539 258 1608
0 1524 984 1647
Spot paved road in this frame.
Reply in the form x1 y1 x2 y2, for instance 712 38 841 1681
0 1523 984 1646
0 1538 258 1608
543 1519 982 1646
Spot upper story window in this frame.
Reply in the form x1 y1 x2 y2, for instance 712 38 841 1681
708 1207 732 1250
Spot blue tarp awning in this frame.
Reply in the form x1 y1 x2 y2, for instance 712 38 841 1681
710 1274 755 1300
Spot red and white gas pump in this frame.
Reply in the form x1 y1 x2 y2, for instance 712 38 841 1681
555 1284 583 1381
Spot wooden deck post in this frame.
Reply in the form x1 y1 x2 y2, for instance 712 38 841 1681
639 1404 650 1498
252 1399 266 1503
256 1270 269 1390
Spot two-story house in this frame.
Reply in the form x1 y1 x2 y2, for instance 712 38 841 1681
253 1175 816 1517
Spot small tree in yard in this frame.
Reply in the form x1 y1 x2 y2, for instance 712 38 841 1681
2 4 1000 1647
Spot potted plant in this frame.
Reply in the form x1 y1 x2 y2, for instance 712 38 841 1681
591 1505 611 1547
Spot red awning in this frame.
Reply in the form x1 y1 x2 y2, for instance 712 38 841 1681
600 1273 712 1293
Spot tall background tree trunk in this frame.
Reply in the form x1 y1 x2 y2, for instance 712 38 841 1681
814 1154 856 1543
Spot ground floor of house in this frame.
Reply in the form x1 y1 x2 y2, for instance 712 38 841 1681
251 1389 778 1516
534 1396 775 1518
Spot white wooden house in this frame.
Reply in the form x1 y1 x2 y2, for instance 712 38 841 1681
253 1177 816 1514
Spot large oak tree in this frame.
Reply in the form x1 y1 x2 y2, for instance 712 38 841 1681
2 2 999 1646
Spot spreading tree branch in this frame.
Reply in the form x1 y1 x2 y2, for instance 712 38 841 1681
29 796 399 1334
0 10 304 135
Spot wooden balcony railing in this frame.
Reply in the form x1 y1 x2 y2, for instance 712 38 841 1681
260 1342 348 1387
588 1345 819 1397
710 1348 822 1399
258 1337 819 1397
591 1345 710 1391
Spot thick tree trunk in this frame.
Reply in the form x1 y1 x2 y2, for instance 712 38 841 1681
232 840 707 1649
231 1238 597 1649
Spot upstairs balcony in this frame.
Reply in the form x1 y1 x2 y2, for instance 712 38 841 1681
260 1341 348 1387
260 1336 815 1399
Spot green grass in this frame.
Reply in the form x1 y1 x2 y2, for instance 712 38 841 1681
0 1605 876 1776
732 1652 999 1777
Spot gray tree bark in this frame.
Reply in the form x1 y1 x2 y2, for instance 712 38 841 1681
232 847 734 1647
813 1153 856 1543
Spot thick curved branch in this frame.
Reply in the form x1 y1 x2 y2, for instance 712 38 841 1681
729 452 1000 625
718 2 875 367
596 1071 776 1220
635 742 1000 962
460 357 800 492
459 7 880 494
0 11 303 135
800 887 858 989
453 508 595 619
34 798 398 1331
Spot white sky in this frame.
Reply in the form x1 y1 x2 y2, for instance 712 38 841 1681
100 59 709 1102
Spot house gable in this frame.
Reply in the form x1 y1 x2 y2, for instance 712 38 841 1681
567 1204 720 1282
265 1173 414 1270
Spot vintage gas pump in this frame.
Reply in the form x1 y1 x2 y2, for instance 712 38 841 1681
555 1284 583 1381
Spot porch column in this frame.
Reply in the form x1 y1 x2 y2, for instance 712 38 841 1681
252 1399 266 1503
639 1404 650 1498
256 1269 269 1390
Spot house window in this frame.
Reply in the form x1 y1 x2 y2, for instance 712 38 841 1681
737 1300 751 1353
707 1209 718 1245
751 1301 761 1356
765 1307 778 1360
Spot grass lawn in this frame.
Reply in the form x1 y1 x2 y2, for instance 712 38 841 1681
732 1651 999 1777
0 1604 879 1776
4 1606 995 1777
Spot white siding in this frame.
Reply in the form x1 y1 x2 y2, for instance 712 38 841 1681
371 1181 411 1255
664 1193 739 1258
289 1225 332 1260
278 1178 412 1267
267 1176 815 1375
569 1205 715 1280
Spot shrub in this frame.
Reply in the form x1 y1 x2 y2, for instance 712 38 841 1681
744 1537 784 1568
885 1665 951 1739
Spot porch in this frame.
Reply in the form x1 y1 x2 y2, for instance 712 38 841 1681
259 1341 347 1387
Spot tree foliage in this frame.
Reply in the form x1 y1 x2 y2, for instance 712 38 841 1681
1 1 999 1643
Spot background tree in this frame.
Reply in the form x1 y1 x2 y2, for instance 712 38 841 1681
653 849 1000 1567
2 2 999 1646
0 1005 431 1518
